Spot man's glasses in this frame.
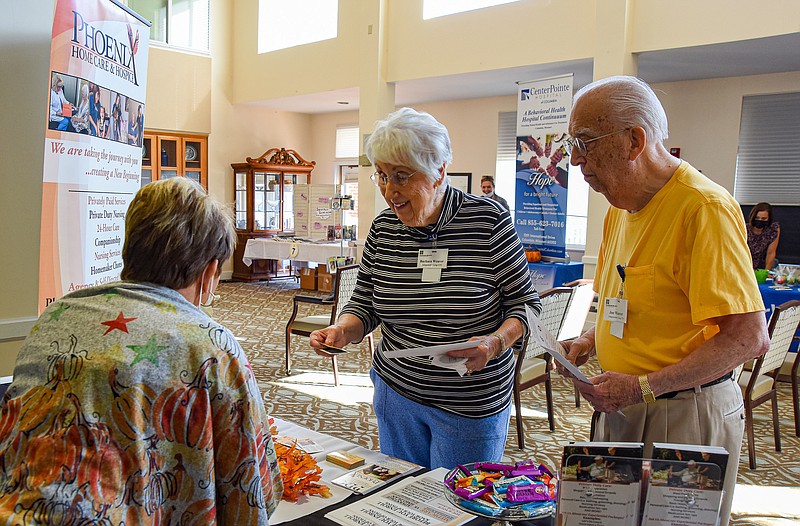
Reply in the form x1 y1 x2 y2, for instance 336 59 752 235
371 169 418 187
564 128 630 155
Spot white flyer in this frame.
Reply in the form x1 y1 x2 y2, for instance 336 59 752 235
382 340 479 358
524 305 592 384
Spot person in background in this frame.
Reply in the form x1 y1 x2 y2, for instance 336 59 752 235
480 174 510 211
88 83 100 136
561 76 768 526
48 75 71 131
110 93 123 141
97 104 108 138
747 202 780 270
309 107 540 470
70 83 91 134
0 178 282 524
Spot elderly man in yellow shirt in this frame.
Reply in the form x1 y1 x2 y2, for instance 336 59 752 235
560 76 769 526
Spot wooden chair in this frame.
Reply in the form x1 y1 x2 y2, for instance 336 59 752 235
513 287 574 449
777 335 800 437
738 299 800 469
285 264 374 386
558 281 596 409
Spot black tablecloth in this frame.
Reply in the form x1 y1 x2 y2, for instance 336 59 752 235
279 478 555 526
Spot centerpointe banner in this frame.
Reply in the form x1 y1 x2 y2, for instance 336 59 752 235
39 0 150 312
514 74 573 260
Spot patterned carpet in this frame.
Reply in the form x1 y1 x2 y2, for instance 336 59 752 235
215 279 800 524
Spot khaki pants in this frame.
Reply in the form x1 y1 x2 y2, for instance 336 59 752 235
595 378 744 526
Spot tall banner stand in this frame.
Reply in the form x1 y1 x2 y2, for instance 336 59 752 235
39 0 150 312
514 74 573 261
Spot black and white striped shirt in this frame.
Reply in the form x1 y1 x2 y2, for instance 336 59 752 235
342 186 541 418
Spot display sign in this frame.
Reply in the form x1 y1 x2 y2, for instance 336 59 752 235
514 74 573 259
38 0 150 312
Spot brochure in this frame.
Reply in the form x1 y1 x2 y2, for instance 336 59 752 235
326 468 473 526
382 341 479 359
642 443 729 526
559 442 645 526
331 456 423 495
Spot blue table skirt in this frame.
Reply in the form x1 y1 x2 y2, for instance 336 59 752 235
759 282 800 352
528 261 584 291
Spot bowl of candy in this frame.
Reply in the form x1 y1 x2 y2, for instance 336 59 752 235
442 460 557 525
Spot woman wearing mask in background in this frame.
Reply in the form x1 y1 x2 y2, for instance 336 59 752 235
747 202 780 270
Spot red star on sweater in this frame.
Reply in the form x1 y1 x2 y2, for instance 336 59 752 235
101 312 137 335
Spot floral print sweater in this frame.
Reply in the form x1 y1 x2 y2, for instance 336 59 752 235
0 282 282 525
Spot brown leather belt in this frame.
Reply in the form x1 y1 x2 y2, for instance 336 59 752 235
656 371 734 400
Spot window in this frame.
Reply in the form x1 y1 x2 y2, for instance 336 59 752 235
423 0 519 20
335 126 359 159
339 165 359 232
128 0 209 52
735 91 800 205
258 0 338 54
496 112 588 248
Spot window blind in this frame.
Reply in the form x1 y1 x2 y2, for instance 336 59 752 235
335 126 359 159
497 111 517 163
735 92 800 205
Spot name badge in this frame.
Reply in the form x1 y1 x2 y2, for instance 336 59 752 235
603 297 628 339
417 249 448 282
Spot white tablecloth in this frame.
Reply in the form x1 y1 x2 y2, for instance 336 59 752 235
242 239 355 266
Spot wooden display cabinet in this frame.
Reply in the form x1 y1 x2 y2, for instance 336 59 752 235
231 148 315 281
141 132 207 189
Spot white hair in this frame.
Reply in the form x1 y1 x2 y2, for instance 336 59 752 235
365 107 453 186
573 76 669 144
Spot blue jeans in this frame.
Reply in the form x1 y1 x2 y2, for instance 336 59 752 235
371 369 510 469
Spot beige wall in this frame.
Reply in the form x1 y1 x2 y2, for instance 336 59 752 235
144 46 212 134
655 71 800 194
631 0 800 51
309 110 360 184
414 96 517 191
231 0 362 104
0 0 54 373
385 0 596 82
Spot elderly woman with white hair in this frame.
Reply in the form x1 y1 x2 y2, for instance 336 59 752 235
310 107 540 469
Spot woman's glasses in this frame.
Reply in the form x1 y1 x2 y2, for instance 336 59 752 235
370 169 418 187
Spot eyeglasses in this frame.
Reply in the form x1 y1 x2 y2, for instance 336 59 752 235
564 128 630 155
371 169 418 187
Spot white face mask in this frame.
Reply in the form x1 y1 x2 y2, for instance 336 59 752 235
198 274 218 318
484 190 495 198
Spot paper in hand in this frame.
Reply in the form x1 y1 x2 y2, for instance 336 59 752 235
383 341 476 376
524 305 592 384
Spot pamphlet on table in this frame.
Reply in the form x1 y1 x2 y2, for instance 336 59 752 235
332 456 423 495
326 468 474 526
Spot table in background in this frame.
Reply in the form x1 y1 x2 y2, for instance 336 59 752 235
528 261 584 291
242 238 355 267
759 282 800 352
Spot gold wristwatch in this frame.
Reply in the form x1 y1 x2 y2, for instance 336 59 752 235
639 374 656 404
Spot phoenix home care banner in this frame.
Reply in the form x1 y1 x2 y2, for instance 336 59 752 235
514 74 573 260
39 0 150 312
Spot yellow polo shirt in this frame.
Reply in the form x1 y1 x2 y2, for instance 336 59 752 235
594 162 764 375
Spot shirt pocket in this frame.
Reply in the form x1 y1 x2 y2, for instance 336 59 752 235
623 264 656 313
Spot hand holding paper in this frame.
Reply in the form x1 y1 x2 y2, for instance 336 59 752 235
524 305 591 384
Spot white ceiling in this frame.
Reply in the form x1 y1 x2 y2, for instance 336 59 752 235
252 33 800 115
